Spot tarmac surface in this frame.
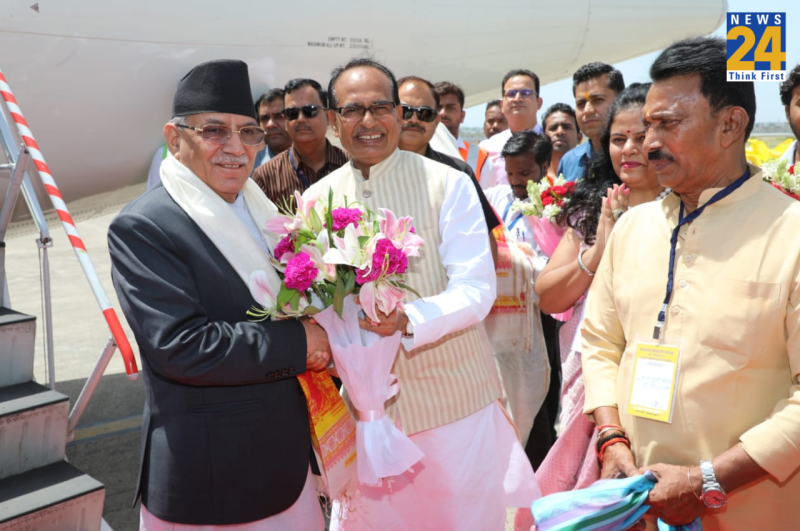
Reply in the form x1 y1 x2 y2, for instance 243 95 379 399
5 183 518 531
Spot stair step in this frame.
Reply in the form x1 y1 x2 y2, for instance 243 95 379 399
0 309 36 389
0 383 68 481
0 460 104 531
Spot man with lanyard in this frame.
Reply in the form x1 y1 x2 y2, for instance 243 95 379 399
582 37 800 530
557 62 624 182
253 78 348 206
479 69 543 189
779 64 800 166
311 58 539 531
397 75 501 265
109 60 344 530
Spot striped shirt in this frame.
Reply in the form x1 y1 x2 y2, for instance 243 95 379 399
253 139 348 207
305 149 501 435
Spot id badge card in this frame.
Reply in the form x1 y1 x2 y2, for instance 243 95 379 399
626 335 683 423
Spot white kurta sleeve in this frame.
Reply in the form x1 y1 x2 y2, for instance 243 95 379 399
402 170 497 350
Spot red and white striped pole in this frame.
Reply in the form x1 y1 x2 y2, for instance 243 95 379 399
0 68 138 379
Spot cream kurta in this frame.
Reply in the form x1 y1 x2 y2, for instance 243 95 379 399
582 169 800 530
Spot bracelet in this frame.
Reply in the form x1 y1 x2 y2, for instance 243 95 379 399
595 432 630 453
597 423 625 433
687 467 702 501
598 427 626 438
577 250 596 277
596 437 631 465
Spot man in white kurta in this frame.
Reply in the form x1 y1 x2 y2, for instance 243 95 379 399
315 59 539 530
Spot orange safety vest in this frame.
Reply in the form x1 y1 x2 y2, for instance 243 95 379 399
475 147 488 182
458 140 470 162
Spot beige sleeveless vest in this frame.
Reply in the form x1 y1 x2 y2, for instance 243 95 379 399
307 149 501 435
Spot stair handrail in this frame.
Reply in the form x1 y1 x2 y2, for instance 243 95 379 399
0 68 139 380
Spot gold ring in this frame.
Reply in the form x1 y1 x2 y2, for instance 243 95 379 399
612 208 625 222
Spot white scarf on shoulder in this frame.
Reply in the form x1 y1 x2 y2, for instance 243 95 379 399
159 153 283 291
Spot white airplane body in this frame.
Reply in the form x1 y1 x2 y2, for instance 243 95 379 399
0 0 726 209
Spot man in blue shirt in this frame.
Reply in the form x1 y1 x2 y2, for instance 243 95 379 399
557 63 624 182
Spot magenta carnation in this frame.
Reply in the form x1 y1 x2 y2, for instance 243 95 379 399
331 207 363 231
284 252 318 292
356 238 408 285
274 235 294 260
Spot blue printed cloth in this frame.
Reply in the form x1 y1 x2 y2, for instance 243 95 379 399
531 471 702 531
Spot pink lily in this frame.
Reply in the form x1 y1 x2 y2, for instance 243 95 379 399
379 208 424 257
300 236 337 283
263 190 322 235
249 270 278 309
324 223 372 268
359 279 405 323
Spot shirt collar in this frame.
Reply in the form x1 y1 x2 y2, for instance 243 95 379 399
349 147 403 182
660 164 762 216
290 138 334 169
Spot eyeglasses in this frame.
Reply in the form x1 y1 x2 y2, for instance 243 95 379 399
504 89 537 99
333 101 397 122
401 105 437 123
284 105 325 121
176 123 266 145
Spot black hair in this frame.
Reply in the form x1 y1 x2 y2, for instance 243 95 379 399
434 81 465 109
541 103 579 131
650 36 756 140
397 75 440 108
572 62 625 96
284 78 326 107
556 83 651 245
501 69 540 96
780 64 800 106
501 130 552 168
328 57 400 109
254 88 284 113
485 99 502 114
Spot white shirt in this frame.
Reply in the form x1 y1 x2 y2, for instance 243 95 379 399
484 184 548 269
478 125 543 187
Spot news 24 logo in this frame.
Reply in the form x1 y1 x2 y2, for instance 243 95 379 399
727 12 786 82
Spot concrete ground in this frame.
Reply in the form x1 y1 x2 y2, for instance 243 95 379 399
5 186 519 531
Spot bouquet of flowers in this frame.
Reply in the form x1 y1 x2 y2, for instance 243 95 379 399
762 158 799 201
249 190 425 486
509 174 577 257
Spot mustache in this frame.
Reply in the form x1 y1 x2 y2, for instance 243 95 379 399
648 150 675 162
402 124 426 133
211 155 249 164
294 124 312 132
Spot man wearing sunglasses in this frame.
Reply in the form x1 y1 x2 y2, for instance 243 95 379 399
307 58 538 531
109 59 330 530
253 78 348 206
479 69 544 188
397 75 500 265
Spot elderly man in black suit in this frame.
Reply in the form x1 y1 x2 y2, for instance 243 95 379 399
109 59 331 530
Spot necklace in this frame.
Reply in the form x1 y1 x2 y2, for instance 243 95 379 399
656 188 672 201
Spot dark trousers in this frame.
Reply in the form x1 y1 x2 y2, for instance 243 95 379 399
524 312 562 470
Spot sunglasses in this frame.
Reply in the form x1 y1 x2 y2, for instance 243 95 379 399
504 89 537 99
401 105 437 123
283 105 325 121
176 123 265 146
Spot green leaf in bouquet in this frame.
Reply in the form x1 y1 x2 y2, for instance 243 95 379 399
277 284 296 308
302 306 321 316
288 290 301 311
309 207 324 234
344 268 356 294
333 275 347 318
325 188 335 243
358 235 370 248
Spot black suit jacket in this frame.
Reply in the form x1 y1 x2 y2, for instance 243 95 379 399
108 186 311 525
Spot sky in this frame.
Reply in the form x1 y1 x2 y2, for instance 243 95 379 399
463 0 797 129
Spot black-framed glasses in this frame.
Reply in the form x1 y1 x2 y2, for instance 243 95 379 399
333 101 397 122
401 105 437 123
284 105 325 121
176 123 266 145
504 89 537 99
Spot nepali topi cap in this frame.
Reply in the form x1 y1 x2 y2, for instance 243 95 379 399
172 59 256 120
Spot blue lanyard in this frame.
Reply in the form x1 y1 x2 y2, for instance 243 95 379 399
288 149 311 189
502 201 523 230
653 169 751 339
